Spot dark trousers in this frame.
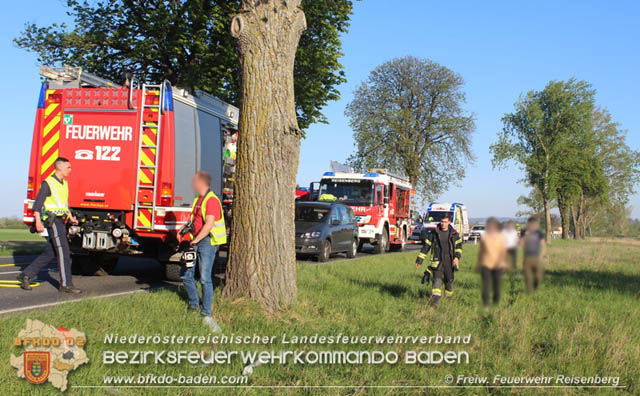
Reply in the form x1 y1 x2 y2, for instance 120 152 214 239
481 267 503 307
432 258 454 296
22 218 73 287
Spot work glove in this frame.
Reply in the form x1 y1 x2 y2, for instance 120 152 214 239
421 269 431 284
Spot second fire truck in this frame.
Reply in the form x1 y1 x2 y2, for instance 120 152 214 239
319 169 413 253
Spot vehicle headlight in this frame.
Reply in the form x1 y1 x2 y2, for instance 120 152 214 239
303 231 321 239
356 215 371 224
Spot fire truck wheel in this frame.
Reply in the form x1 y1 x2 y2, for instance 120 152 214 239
164 262 183 282
390 229 405 252
317 240 332 262
374 229 389 254
346 239 358 258
97 256 119 275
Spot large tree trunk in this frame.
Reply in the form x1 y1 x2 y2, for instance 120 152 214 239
223 0 307 312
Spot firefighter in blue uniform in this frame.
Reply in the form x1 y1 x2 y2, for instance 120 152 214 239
415 213 462 307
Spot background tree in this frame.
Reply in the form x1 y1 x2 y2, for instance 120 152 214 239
15 0 354 130
345 56 475 200
553 128 607 239
221 0 306 311
515 187 546 219
570 108 640 238
491 79 595 242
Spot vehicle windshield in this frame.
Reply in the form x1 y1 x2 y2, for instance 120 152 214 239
473 225 485 230
426 211 454 222
319 179 373 206
295 206 329 223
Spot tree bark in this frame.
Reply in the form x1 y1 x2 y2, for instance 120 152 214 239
223 0 307 312
570 204 578 239
557 196 570 239
542 179 552 243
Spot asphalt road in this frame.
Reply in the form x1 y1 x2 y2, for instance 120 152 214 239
0 256 172 316
0 243 422 316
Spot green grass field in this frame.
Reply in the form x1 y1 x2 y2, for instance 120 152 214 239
0 239 638 395
0 228 46 256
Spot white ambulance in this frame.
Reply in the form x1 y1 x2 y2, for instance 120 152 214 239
423 202 470 241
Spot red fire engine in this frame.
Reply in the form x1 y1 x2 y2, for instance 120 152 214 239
319 169 413 253
23 66 238 280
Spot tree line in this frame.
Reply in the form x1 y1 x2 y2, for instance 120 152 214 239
491 79 640 241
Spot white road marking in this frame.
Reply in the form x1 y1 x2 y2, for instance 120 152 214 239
0 271 21 275
0 289 146 316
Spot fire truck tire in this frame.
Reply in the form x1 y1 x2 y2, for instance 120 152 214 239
317 240 332 262
164 262 182 282
374 229 389 254
97 256 119 275
346 239 358 258
390 229 405 252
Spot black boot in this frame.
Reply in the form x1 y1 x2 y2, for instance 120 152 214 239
17 275 32 291
59 285 82 294
428 294 441 307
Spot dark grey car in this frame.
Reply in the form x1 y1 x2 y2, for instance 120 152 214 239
295 202 359 262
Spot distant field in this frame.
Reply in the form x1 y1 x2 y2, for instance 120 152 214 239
0 239 638 395
0 228 45 256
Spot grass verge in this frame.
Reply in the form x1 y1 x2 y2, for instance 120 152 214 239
0 228 46 256
0 239 638 395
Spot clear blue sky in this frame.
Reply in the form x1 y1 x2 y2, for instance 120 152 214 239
1 0 639 219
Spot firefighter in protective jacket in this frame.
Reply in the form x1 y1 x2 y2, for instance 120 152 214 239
415 213 462 307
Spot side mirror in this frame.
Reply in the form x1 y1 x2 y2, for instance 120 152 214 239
331 219 341 226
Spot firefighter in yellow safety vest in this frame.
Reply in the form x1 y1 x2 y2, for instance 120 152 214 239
180 171 226 330
18 158 80 293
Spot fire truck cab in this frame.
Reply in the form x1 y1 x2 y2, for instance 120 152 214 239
319 169 413 253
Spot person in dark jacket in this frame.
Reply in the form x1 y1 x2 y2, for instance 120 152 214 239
415 213 462 307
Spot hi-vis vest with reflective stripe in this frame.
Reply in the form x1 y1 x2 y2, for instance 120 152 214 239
42 176 69 220
190 191 227 245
